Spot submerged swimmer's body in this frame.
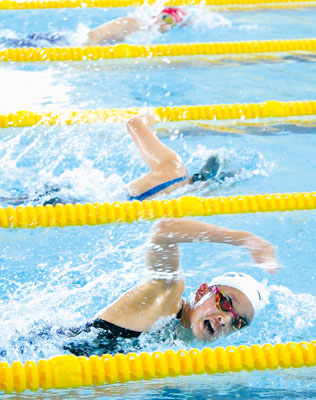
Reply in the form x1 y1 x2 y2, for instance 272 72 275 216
0 113 237 207
2 218 279 357
0 33 69 48
126 113 237 202
0 7 187 48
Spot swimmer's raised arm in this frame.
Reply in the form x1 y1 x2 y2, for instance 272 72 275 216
85 7 187 46
86 17 145 46
148 218 277 272
96 217 275 335
127 114 183 171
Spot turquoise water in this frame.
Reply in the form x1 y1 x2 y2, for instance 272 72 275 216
1 56 316 111
1 5 316 399
0 7 316 44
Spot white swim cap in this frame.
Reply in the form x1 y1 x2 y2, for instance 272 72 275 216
209 272 268 317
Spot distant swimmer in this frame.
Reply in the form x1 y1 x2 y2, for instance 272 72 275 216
0 7 188 48
85 6 188 45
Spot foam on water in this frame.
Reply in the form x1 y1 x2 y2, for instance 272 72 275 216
0 122 272 206
0 4 316 397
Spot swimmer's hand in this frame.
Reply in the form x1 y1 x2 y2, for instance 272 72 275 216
129 113 157 127
259 261 283 274
142 112 157 126
244 236 280 274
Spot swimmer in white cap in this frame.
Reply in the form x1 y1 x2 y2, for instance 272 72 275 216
85 6 188 45
2 217 279 357
90 218 279 345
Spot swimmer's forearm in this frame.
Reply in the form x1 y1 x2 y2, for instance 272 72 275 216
152 218 253 245
152 218 276 263
87 17 142 45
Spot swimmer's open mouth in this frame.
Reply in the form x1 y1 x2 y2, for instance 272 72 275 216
204 320 214 335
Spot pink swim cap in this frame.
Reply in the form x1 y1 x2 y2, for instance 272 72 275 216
160 7 187 25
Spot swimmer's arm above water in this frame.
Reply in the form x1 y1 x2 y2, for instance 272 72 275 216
95 219 190 331
96 218 277 332
86 17 147 45
149 218 278 273
127 114 183 171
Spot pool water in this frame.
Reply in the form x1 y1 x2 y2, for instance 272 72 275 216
0 4 316 399
0 6 316 45
1 54 316 111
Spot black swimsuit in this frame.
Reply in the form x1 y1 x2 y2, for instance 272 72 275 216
0 305 184 359
70 318 143 339
62 304 184 356
69 303 183 339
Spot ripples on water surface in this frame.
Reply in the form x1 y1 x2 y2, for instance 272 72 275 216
0 4 316 399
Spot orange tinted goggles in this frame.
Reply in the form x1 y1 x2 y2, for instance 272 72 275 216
210 285 248 331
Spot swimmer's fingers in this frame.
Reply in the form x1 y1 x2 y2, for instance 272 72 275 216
250 247 276 264
246 237 277 265
152 112 162 123
259 261 283 274
137 109 159 125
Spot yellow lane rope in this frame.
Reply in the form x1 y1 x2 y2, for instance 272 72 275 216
0 191 315 229
1 100 316 128
0 0 315 9
1 340 315 394
208 1 316 9
0 38 316 62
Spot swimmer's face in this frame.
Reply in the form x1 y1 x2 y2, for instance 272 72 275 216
189 285 254 342
153 14 174 34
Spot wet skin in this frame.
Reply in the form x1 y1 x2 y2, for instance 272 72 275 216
188 285 254 342
153 14 174 34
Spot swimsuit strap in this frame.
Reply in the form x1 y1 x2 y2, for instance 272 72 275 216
90 318 142 338
70 318 142 339
176 301 184 320
128 176 187 201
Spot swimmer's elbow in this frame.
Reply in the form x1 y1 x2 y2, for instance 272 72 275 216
151 219 176 244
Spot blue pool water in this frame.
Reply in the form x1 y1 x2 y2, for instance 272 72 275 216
1 56 316 111
1 4 316 399
1 6 316 45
